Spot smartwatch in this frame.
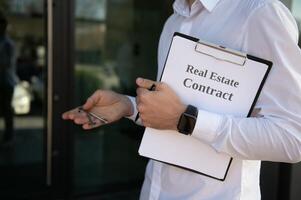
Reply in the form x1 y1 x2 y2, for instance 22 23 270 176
177 105 198 135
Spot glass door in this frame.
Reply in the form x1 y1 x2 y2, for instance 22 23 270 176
72 0 173 198
0 0 48 199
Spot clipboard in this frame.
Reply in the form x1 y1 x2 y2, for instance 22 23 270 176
138 32 272 181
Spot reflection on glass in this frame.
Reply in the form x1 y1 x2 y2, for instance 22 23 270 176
0 12 17 146
74 0 163 197
291 0 301 45
0 0 45 198
292 0 301 22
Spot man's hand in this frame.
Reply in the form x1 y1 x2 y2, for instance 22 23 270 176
62 90 133 130
136 77 186 130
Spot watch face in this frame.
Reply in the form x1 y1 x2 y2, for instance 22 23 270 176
178 113 197 135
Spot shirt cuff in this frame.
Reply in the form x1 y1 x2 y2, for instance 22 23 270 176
125 95 138 121
191 109 224 143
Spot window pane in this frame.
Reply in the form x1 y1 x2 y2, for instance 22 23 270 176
291 0 301 45
73 0 167 197
292 0 301 21
0 0 46 198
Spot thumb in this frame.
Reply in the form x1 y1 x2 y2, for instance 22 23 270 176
136 77 157 89
82 90 102 110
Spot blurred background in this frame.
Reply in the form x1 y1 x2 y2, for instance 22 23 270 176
0 0 300 199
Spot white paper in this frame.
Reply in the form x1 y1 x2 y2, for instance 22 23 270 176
139 34 270 180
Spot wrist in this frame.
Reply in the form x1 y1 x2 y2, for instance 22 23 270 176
177 105 198 135
172 104 187 130
123 95 135 117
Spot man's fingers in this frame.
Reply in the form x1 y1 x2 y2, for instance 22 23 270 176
83 90 102 110
82 120 102 130
62 112 69 120
83 98 94 110
74 114 90 125
136 87 149 96
136 77 156 89
62 108 103 128
62 108 78 120
136 87 152 106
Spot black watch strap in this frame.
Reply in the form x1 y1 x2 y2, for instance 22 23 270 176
186 105 198 118
177 105 198 135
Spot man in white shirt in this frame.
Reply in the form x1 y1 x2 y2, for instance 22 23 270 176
63 0 301 199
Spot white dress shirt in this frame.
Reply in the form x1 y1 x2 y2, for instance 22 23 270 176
127 0 301 199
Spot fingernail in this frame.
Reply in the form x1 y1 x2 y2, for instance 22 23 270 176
137 78 142 84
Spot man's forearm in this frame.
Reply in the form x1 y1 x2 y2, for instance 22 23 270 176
191 111 301 163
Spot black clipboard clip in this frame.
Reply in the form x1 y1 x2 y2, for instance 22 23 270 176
195 40 247 66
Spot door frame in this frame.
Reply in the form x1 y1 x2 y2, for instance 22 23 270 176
48 0 75 199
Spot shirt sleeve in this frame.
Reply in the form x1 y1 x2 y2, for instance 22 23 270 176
191 1 301 163
125 95 142 125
